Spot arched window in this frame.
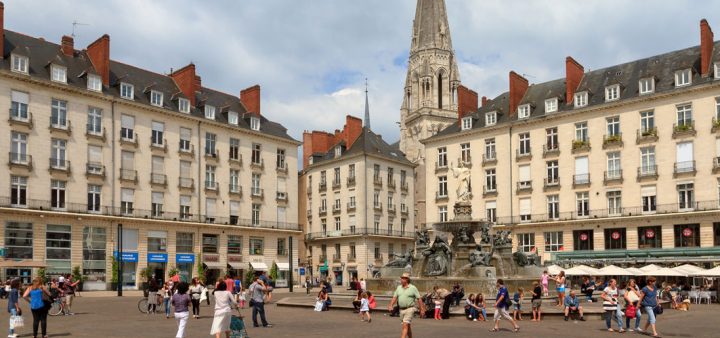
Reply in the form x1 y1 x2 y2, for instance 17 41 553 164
437 73 443 109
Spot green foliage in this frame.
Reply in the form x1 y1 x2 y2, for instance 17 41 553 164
110 256 118 284
72 265 86 282
641 128 657 137
139 266 154 283
167 265 179 278
196 254 205 283
572 140 589 150
244 265 256 288
675 123 693 132
604 134 622 143
37 268 48 284
269 261 278 281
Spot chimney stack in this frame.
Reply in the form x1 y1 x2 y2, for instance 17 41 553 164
240 85 261 116
61 35 74 56
343 115 363 149
86 34 110 86
456 85 478 126
170 63 199 106
508 71 529 117
565 56 584 104
481 96 488 107
701 19 714 77
0 2 5 59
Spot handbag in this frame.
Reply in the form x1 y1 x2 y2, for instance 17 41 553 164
653 305 663 315
11 315 24 329
314 300 324 312
627 291 639 303
625 304 636 319
249 299 256 307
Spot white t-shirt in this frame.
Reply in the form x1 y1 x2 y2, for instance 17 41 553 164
213 290 236 313
360 280 367 290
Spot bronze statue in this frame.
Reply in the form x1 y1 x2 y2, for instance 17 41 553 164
385 250 414 268
512 251 540 267
468 244 493 267
416 230 430 248
422 233 452 276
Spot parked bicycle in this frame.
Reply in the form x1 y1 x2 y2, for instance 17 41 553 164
49 297 66 316
138 293 164 314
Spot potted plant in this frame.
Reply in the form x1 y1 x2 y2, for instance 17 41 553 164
37 267 48 284
168 265 179 281
269 261 279 286
71 265 86 291
110 256 119 291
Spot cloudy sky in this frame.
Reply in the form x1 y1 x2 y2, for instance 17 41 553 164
5 0 720 143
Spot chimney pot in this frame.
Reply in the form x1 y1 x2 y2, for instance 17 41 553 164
61 35 74 56
240 85 261 116
86 34 110 86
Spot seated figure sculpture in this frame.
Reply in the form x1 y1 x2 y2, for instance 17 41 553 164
385 250 414 268
422 234 452 276
468 245 493 267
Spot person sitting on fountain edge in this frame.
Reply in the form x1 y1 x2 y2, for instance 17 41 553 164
563 290 586 321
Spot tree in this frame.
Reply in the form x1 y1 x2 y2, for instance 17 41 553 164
72 265 85 282
243 265 255 289
269 261 279 281
37 268 48 284
110 256 118 285
196 253 205 283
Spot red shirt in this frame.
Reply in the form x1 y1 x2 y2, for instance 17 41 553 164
225 278 235 292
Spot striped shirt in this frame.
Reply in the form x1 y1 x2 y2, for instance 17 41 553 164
602 287 619 311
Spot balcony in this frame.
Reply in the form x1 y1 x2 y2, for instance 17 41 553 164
400 204 409 215
319 181 327 192
602 133 623 149
672 121 696 139
332 180 341 190
85 162 105 179
151 173 167 187
543 177 560 191
483 185 497 197
346 202 356 212
636 128 658 144
388 204 396 213
604 170 623 185
373 175 383 187
388 179 396 190
516 180 532 194
204 180 218 192
515 148 532 161
85 127 106 142
332 254 341 263
250 188 264 200
714 157 720 174
204 151 219 162
401 181 408 192
150 138 168 153
120 132 138 148
543 144 560 158
49 158 71 174
276 162 288 174
178 177 194 190
229 154 243 167
458 156 472 168
636 166 658 181
250 158 264 171
571 140 591 154
318 206 327 216
673 160 696 177
229 184 243 197
332 204 341 215
374 203 383 212
305 228 415 241
119 169 138 183
435 191 448 202
8 110 33 129
346 175 356 187
178 143 195 157
346 254 356 263
5 153 28 169
276 191 288 203
435 161 448 173
572 174 590 188
49 118 71 135
482 153 497 166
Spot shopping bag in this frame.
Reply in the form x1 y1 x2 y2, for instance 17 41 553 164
200 287 208 303
314 300 325 312
12 315 25 329
625 305 636 319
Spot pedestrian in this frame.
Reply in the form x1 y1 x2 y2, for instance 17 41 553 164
305 278 311 295
555 271 566 307
171 282 191 338
22 277 51 338
451 282 464 307
233 276 242 302
210 279 237 338
249 275 272 328
541 270 550 297
624 279 641 332
489 279 519 333
639 276 660 337
512 287 524 321
61 274 79 315
433 297 442 320
259 272 274 302
601 278 623 332
359 292 371 323
475 293 487 321
464 294 481 321
360 278 367 291
147 277 159 314
223 275 234 296
189 278 203 319
387 272 425 338
160 282 171 319
531 281 543 321
7 279 21 338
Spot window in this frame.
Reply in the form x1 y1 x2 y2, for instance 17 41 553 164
519 198 531 222
202 234 218 253
485 169 496 191
639 77 654 95
641 186 657 213
87 74 102 92
250 116 261 131
546 160 559 183
150 90 163 107
518 133 530 155
374 244 381 259
251 204 261 226
334 167 341 185
438 206 448 222
461 116 472 130
546 127 558 150
517 233 535 253
574 91 587 108
46 224 71 274
334 216 341 231
373 165 380 180
485 111 497 126
206 197 218 221
178 98 190 113
87 107 102 135
180 196 191 220
544 231 563 252
204 105 216 120
179 127 191 151
121 188 134 215
120 82 134 99
605 84 620 101
229 200 240 224
11 132 28 164
50 139 67 168
252 143 262 164
675 69 692 87
606 116 620 136
277 238 286 255
485 201 497 223
547 195 559 220
674 224 700 247
678 183 694 210
227 235 242 255
229 169 240 192
251 173 261 196
485 139 496 160
320 171 327 187
518 165 530 187
151 121 164 146
51 99 68 128
676 142 694 173
229 138 240 160
716 63 720 79
51 180 66 209
228 111 239 125
545 98 558 113
205 165 216 188
249 237 264 255
518 104 530 119
11 54 28 73
5 222 33 259
604 228 626 250
437 147 447 167
460 143 471 164
575 122 588 142
640 110 654 133
174 232 193 253
82 226 106 282
387 167 394 186
147 231 167 252
716 98 720 120
120 114 134 140
350 164 357 179
576 192 589 217
11 176 28 206
640 146 656 175
51 65 67 83
715 223 720 246
607 152 621 178
676 103 693 126
87 184 101 212
10 90 29 120
205 133 217 156
151 192 164 217
573 230 594 251
372 191 379 207
607 191 622 215
638 226 662 249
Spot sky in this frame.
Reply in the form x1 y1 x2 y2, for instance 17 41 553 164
5 0 720 144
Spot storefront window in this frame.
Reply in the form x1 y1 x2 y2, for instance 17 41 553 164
202 234 218 253
277 238 286 255
674 224 700 248
603 228 626 250
228 235 242 255
176 232 194 253
714 223 720 246
638 226 662 249
119 228 138 288
46 224 72 275
543 231 563 252
573 230 594 251
5 222 33 259
250 237 264 255
82 226 107 285
147 231 167 252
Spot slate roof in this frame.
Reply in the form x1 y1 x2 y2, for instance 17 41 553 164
2 30 296 142
429 41 720 140
310 127 414 167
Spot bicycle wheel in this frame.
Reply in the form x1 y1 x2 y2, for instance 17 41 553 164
138 298 149 314
49 301 63 316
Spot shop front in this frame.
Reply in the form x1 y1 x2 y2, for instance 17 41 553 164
333 267 343 286
276 262 290 287
347 267 358 286
175 253 195 283
147 253 167 284
202 254 223 285
227 255 246 280
82 226 107 291
115 251 138 289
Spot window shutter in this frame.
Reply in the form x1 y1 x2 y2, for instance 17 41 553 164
88 145 102 163
519 198 531 215
121 188 133 202
180 195 191 206
121 151 134 169
147 230 167 238
151 192 163 204
206 198 216 217
152 156 164 173
229 201 239 216
11 91 28 103
676 142 693 162
278 207 287 223
152 121 164 132
121 115 134 129
180 127 191 140
278 178 287 193
575 156 589 175
641 186 657 196
519 165 531 181
486 201 497 209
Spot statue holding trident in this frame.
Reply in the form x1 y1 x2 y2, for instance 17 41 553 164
451 162 472 202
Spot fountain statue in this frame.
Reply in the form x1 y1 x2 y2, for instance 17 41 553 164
422 233 452 276
468 244 493 267
385 250 415 269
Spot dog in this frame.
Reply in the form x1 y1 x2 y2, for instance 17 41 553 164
676 299 691 311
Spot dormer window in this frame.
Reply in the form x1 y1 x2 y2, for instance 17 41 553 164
250 116 261 131
205 105 216 120
638 77 654 95
87 74 102 92
461 116 472 130
120 82 134 100
485 111 497 126
518 104 530 119
228 111 239 125
574 91 588 108
545 98 558 113
308 156 314 165
150 90 163 107
605 84 620 102
715 62 720 79
11 54 28 74
178 98 190 113
51 65 67 83
334 145 342 158
675 69 692 87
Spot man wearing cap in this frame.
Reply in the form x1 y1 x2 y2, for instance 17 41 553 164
388 272 425 338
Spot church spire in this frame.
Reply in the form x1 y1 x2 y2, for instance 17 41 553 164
364 78 370 129
411 0 453 52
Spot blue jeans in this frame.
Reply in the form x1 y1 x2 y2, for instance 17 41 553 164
605 310 622 329
163 298 171 317
252 302 269 327
480 308 487 319
8 308 16 335
643 306 656 325
626 308 641 329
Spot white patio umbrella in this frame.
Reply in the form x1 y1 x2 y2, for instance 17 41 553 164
690 266 720 277
672 264 705 275
597 265 633 276
639 264 663 272
564 265 598 276
545 264 563 275
625 267 645 275
646 267 686 277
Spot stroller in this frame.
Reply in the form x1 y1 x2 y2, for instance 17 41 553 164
230 315 249 338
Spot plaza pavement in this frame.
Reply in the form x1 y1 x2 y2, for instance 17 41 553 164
1 291 718 337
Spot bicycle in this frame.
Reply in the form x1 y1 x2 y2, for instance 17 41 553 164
138 294 164 314
49 297 66 316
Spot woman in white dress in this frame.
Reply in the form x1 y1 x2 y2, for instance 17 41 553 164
210 279 237 338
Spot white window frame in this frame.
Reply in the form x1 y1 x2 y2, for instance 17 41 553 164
605 84 620 102
675 69 692 87
150 90 164 107
545 98 558 113
11 54 29 74
250 116 261 131
438 206 448 223
438 176 448 197
715 62 720 79
87 74 102 92
640 110 655 133
485 111 497 126
517 233 535 253
461 116 472 130
518 104 530 119
120 82 134 100
544 231 563 252
437 147 447 167
576 191 590 217
178 98 190 113
574 91 588 108
575 122 588 142
228 111 239 125
638 77 654 95
51 65 67 84
606 116 620 136
607 190 622 216
204 105 216 120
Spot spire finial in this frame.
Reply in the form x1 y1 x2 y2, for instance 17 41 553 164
364 78 371 129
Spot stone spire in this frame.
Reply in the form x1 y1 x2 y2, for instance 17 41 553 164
364 78 370 129
410 0 454 52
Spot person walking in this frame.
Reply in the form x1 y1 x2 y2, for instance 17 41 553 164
7 279 21 338
601 278 624 332
639 276 660 337
359 292 371 323
555 271 566 307
624 279 642 332
160 281 172 319
61 274 79 315
531 281 543 322
249 276 272 328
489 279 519 333
189 278 203 319
147 277 159 314
388 272 425 338
233 276 242 302
171 282 191 338
210 279 237 338
22 277 51 338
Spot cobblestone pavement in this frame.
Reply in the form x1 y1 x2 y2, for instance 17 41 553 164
1 292 718 337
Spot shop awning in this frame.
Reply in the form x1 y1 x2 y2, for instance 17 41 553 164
276 262 290 271
203 261 225 269
228 262 249 270
250 262 269 271
0 260 47 268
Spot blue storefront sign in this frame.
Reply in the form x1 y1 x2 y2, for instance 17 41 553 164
176 254 195 263
148 253 168 263
299 267 305 275
113 251 139 262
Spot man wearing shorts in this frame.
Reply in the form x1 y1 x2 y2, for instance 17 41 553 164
388 272 425 338
490 279 519 332
563 290 586 321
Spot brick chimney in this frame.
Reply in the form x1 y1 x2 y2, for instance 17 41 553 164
456 85 478 126
481 96 488 107
170 63 199 106
61 35 74 56
343 115 363 149
508 71 529 117
302 131 336 168
240 85 260 116
701 19 714 77
0 2 5 59
86 34 110 86
565 56 584 104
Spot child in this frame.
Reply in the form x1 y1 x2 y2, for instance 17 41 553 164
531 281 543 322
434 298 443 320
239 289 247 309
512 287 524 321
359 292 371 323
541 270 549 297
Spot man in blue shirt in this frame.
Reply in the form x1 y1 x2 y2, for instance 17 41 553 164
490 279 519 333
564 290 586 321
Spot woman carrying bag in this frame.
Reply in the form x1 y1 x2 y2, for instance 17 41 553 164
7 279 22 338
23 277 52 338
624 279 641 332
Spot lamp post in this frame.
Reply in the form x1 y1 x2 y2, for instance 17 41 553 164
117 223 123 297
